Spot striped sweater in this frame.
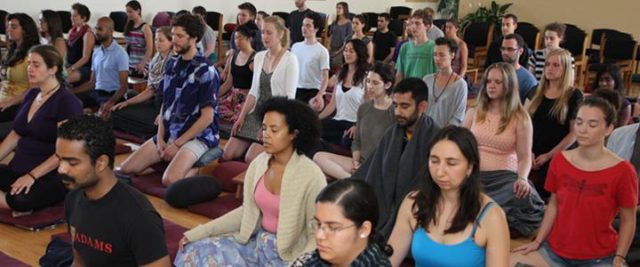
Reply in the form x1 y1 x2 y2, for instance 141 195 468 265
184 151 327 261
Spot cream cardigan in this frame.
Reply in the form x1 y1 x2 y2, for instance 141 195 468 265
184 151 327 261
248 50 299 111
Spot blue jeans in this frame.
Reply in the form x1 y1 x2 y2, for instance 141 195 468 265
539 241 614 267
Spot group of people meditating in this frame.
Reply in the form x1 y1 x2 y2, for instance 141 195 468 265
0 1 637 266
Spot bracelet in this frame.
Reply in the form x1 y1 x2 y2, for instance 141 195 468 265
27 172 36 181
615 254 626 260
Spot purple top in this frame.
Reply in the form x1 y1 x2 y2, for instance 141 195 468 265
9 87 83 175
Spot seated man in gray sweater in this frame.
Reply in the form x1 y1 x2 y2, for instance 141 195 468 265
351 77 440 241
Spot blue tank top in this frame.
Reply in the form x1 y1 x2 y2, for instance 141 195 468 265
411 202 495 267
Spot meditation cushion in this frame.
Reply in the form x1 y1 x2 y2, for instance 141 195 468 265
0 202 64 231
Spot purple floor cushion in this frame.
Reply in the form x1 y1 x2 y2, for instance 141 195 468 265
0 251 28 267
131 172 166 198
0 202 64 231
187 194 242 219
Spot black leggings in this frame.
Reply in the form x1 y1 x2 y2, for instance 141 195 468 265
0 165 68 212
321 119 354 148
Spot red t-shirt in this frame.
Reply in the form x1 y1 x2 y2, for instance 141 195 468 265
545 152 638 259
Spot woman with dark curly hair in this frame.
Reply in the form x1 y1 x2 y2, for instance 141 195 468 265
318 39 370 148
176 97 326 266
0 13 40 126
387 126 510 266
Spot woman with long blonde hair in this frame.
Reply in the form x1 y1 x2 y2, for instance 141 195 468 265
463 62 544 237
525 49 583 201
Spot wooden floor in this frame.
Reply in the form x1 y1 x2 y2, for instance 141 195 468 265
2 80 640 265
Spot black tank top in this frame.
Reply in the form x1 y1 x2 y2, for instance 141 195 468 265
66 29 92 68
230 51 256 89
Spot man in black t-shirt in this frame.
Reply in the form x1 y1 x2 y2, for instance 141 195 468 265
57 115 170 267
372 13 397 63
289 0 310 44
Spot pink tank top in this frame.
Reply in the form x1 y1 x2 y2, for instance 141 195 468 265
470 112 518 172
254 175 280 233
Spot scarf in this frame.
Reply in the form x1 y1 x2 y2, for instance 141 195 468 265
67 24 89 46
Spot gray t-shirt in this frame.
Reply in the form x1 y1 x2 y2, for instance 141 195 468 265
198 25 217 56
352 101 395 162
329 21 353 50
427 25 444 42
423 74 468 127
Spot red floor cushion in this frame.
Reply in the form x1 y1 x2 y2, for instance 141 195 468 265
115 143 132 155
209 161 248 193
0 251 28 267
187 194 242 219
114 130 146 144
131 172 166 198
0 202 64 231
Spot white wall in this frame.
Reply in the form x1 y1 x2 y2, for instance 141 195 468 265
2 0 438 26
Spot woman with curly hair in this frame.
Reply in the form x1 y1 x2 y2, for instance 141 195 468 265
176 97 326 266
0 13 40 127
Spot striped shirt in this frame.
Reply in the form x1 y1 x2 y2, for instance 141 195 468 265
125 23 147 68
528 49 575 80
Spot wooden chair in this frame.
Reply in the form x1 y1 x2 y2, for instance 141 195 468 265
515 22 541 50
463 22 494 70
433 19 447 30
362 12 378 33
316 12 331 48
389 6 412 21
562 24 589 88
56 11 72 34
109 11 128 33
272 12 289 25
205 11 224 61
601 36 638 92
587 28 621 65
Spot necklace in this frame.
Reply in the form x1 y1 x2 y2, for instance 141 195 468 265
432 72 455 103
35 83 61 106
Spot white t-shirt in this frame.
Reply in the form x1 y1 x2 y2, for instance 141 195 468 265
291 41 330 89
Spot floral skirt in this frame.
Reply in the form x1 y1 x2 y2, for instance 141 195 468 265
174 229 288 267
218 88 248 123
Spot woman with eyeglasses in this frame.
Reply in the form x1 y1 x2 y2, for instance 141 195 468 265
387 126 510 267
175 97 326 266
291 179 392 266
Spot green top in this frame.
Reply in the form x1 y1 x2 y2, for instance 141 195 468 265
396 39 437 79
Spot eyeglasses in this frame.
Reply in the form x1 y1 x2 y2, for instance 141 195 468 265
309 220 356 235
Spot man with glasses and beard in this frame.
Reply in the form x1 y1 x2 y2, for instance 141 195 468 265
351 77 440 241
500 33 538 103
73 17 128 118
117 13 221 188
58 115 170 267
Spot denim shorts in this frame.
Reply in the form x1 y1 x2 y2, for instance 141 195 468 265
539 241 614 267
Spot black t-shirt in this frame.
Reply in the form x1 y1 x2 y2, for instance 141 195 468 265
529 89 583 155
65 182 168 267
289 9 311 45
373 30 397 61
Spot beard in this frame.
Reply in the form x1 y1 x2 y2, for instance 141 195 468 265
397 110 420 129
60 173 99 190
175 44 192 55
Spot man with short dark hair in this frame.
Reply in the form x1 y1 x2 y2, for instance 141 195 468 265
395 9 437 83
288 0 310 45
192 6 217 59
484 13 530 69
291 11 329 110
501 33 538 103
372 13 397 63
58 115 170 267
352 77 440 240
118 14 221 187
229 2 264 54
73 17 128 119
